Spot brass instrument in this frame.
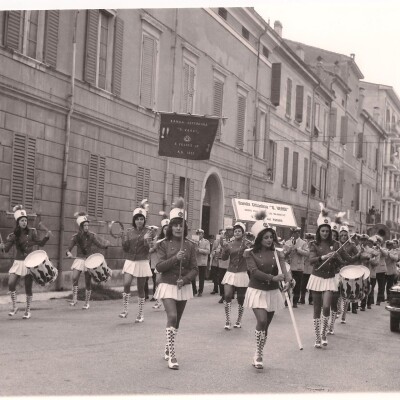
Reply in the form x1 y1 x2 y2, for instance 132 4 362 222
367 223 390 242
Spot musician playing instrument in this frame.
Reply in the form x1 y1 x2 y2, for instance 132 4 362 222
66 212 109 309
0 205 50 319
221 222 252 330
306 210 340 348
300 233 315 305
384 240 398 302
154 198 198 370
283 227 309 308
244 214 291 369
374 236 388 306
119 201 153 322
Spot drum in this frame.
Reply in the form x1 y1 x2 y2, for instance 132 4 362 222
24 250 58 286
358 265 371 298
85 253 112 283
339 265 365 301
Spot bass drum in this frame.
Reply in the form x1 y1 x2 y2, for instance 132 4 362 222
85 253 112 283
24 250 58 286
339 265 365 301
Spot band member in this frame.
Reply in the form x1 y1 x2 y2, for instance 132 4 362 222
330 222 339 242
283 227 309 308
0 205 50 319
307 205 340 348
119 200 153 321
244 211 291 369
66 212 109 309
375 236 388 306
154 198 198 370
300 233 315 305
149 215 170 310
194 229 210 297
209 235 220 295
221 222 251 330
216 226 233 303
385 240 398 301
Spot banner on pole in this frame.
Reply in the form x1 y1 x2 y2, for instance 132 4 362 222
158 113 219 160
232 198 297 228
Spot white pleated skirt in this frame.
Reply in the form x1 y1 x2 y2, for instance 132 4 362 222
71 258 86 272
222 271 249 287
307 274 337 292
154 283 193 301
9 260 28 276
122 260 152 277
244 287 285 312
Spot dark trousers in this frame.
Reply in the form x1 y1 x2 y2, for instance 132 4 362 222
218 267 227 298
386 274 396 301
300 273 313 303
376 272 386 303
291 270 303 304
210 266 219 292
366 277 377 306
198 265 207 294
144 269 157 298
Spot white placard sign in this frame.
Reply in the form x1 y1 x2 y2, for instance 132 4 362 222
232 198 297 228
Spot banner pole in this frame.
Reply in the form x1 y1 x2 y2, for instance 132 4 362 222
179 158 189 280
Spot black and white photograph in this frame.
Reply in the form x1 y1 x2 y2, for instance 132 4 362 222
0 0 399 398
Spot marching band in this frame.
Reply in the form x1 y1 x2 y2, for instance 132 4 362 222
0 198 399 371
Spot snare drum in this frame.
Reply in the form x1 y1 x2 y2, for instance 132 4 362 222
24 250 58 286
339 265 365 301
85 253 112 283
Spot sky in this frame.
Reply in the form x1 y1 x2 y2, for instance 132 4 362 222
2 0 400 94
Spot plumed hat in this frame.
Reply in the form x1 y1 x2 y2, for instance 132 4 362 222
233 221 246 233
170 197 186 221
159 211 170 228
251 210 270 237
133 199 148 219
330 222 339 233
13 205 27 221
339 225 349 233
74 211 89 226
317 202 331 227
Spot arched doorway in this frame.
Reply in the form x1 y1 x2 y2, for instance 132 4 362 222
200 169 224 238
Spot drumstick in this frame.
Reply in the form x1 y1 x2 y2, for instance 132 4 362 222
315 235 355 271
275 250 303 350
38 221 53 237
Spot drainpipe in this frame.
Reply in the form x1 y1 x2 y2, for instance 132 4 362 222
359 118 367 232
248 27 267 199
163 8 179 210
56 10 78 290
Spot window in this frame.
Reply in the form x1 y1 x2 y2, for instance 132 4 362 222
323 110 329 144
303 157 309 193
270 63 281 107
329 108 337 138
257 107 268 159
218 8 227 20
241 26 249 40
136 167 150 205
306 95 312 129
267 140 277 181
282 147 289 187
88 154 106 218
10 133 36 211
212 78 224 140
236 89 247 150
315 103 320 128
84 10 124 95
182 48 198 113
338 168 344 199
311 161 317 196
3 10 59 67
340 115 348 145
320 167 326 199
295 85 304 123
262 46 269 59
286 78 292 117
292 151 299 189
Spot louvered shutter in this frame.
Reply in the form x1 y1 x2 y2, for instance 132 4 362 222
329 108 337 138
5 10 22 51
187 179 195 227
236 95 246 150
357 132 363 158
172 175 180 203
44 10 59 68
340 115 348 145
136 167 150 205
140 34 155 108
213 79 223 139
303 157 309 192
112 16 124 96
295 85 304 122
306 96 312 129
84 10 99 85
338 168 344 199
283 147 289 186
88 154 106 218
270 63 281 106
292 151 298 189
286 78 292 116
10 133 36 211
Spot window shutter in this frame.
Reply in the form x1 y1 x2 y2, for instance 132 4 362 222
283 147 289 186
84 10 99 85
306 96 312 129
319 167 326 199
354 183 360 211
11 133 36 211
270 63 281 106
140 34 155 108
136 167 150 205
329 108 337 137
213 79 223 139
375 147 379 170
357 132 363 158
187 179 195 227
172 175 180 203
111 16 124 96
43 10 59 68
5 10 22 51
295 85 304 122
303 157 309 193
338 168 344 199
87 154 106 218
286 78 292 116
292 151 298 189
340 115 348 145
236 95 246 150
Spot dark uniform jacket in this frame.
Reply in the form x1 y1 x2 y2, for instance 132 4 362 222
309 239 341 279
4 228 49 260
221 238 251 273
122 227 151 261
68 231 107 258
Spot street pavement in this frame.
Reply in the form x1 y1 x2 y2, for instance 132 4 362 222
0 282 399 397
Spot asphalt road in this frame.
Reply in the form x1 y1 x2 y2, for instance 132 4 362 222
0 282 399 396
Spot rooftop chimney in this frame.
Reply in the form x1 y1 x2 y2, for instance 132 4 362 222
350 53 355 60
316 56 323 76
274 20 282 37
296 45 305 61
333 60 340 75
